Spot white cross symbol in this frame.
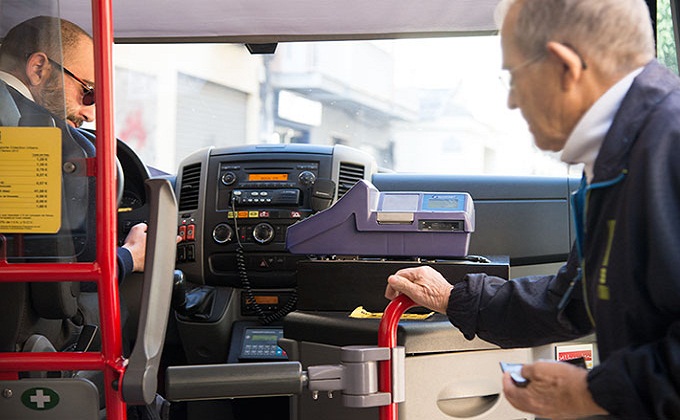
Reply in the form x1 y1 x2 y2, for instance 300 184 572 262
29 389 51 409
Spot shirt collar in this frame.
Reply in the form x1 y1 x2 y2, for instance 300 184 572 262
561 67 643 183
0 70 35 101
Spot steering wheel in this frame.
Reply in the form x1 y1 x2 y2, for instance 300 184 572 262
77 128 125 206
116 154 124 206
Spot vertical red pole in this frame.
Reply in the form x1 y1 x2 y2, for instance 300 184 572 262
91 0 126 418
377 295 416 420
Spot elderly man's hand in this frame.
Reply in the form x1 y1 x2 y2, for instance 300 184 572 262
502 360 608 419
384 266 453 314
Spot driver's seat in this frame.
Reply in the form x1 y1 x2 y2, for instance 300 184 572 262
0 78 20 126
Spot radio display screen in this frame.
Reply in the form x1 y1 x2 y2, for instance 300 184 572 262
249 173 288 181
253 295 279 304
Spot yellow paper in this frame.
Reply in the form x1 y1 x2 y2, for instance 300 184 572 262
349 306 434 320
0 127 62 233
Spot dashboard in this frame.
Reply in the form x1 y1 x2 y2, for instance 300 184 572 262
174 144 377 289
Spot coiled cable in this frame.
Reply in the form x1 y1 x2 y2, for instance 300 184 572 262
232 199 297 325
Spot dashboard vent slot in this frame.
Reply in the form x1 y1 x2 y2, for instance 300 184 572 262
337 163 365 198
178 163 202 212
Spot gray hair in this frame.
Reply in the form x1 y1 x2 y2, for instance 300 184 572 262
495 0 655 76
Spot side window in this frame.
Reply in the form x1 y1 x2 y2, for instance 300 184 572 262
658 0 679 73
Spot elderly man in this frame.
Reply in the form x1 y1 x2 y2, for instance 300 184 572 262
386 0 680 418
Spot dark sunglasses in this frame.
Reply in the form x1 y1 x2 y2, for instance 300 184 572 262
47 57 95 106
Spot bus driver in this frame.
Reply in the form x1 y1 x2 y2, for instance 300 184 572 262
0 15 147 278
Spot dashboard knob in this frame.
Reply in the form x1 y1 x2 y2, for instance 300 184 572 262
212 223 234 244
252 222 275 244
298 170 316 186
221 171 237 186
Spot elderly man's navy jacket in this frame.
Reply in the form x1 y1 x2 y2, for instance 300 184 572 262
447 60 680 419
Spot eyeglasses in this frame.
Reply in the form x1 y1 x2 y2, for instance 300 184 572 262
47 57 95 106
499 43 588 91
499 54 545 91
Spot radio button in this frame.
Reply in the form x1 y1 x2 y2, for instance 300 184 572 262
298 170 316 186
221 171 237 186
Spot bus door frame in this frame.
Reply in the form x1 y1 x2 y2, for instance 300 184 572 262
0 0 127 418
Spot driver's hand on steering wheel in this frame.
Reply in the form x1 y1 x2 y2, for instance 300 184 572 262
122 222 148 272
122 223 183 272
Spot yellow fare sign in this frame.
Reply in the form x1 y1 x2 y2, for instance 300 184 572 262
0 127 62 233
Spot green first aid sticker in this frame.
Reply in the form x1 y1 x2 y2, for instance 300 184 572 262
21 387 60 410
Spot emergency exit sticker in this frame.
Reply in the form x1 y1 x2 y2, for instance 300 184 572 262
0 127 61 233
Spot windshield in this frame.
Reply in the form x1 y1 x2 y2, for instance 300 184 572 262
111 36 574 177
106 0 677 177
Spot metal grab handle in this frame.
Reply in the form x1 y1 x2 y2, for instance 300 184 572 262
166 362 305 401
377 295 417 420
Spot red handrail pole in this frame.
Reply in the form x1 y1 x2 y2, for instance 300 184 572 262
0 262 100 280
0 352 106 370
377 295 417 420
91 0 126 418
0 2 125 417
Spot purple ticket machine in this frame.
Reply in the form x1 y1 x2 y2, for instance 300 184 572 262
286 180 474 258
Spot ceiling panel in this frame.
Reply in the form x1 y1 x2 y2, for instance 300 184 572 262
1 0 500 42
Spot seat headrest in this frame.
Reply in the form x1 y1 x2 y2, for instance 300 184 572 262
30 282 80 320
0 79 21 126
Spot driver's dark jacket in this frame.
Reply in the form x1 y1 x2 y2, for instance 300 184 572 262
446 60 680 419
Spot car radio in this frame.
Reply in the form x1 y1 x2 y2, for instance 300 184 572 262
175 144 377 291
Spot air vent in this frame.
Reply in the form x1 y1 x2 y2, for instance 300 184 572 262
337 162 365 198
178 163 201 212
